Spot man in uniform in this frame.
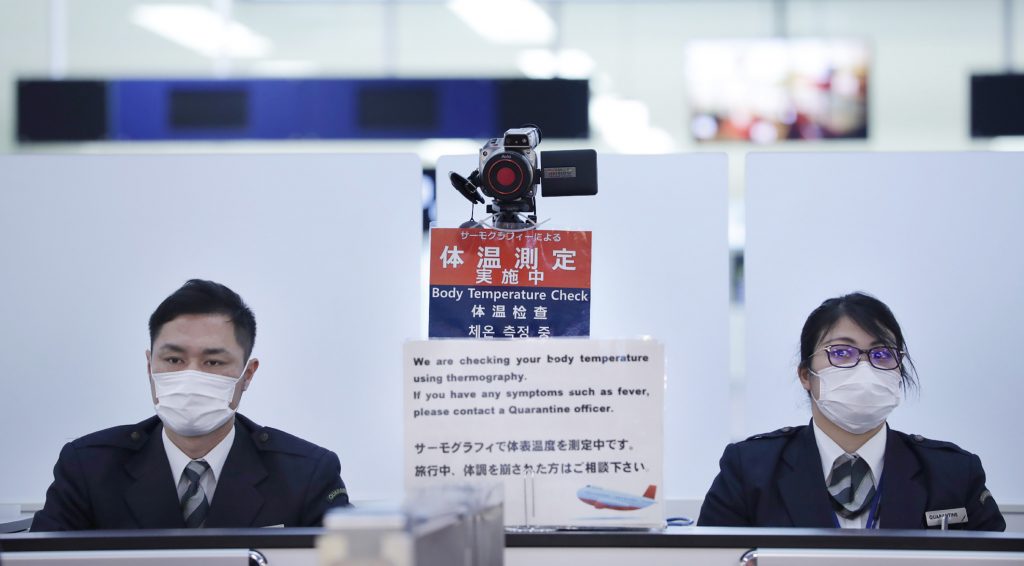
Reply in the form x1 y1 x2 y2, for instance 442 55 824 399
32 279 350 530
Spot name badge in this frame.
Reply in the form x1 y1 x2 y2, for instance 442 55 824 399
925 507 968 527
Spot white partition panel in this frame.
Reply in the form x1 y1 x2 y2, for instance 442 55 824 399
745 152 1024 505
436 153 730 501
0 154 423 504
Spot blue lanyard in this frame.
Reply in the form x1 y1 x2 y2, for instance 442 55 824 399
831 473 884 529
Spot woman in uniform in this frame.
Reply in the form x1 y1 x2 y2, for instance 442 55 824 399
698 292 1005 530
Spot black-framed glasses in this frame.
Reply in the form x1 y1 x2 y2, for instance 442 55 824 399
818 344 903 370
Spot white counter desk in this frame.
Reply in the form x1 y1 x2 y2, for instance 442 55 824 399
2 526 1023 565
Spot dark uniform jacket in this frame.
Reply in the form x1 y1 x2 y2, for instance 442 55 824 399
698 423 1005 531
31 414 350 530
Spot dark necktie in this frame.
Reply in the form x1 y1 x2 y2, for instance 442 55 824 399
180 460 211 528
827 453 876 519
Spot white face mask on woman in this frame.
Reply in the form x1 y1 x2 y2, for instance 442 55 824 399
150 365 247 437
810 363 901 434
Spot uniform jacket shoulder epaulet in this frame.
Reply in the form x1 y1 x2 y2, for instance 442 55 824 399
894 429 969 454
71 416 161 450
744 425 803 442
236 413 325 459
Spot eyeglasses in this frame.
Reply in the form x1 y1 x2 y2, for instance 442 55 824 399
818 344 903 370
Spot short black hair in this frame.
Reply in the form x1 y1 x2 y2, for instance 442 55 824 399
798 292 918 392
148 279 257 358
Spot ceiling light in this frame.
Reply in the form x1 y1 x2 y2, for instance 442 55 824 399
132 4 271 59
448 0 555 45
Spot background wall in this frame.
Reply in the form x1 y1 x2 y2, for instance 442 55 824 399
2 0 1024 518
0 153 424 504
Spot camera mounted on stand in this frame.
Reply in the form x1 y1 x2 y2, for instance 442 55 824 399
449 125 598 230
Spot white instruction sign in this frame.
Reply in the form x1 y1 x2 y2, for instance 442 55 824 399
404 338 664 528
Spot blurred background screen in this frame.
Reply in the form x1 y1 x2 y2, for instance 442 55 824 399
971 73 1024 138
685 38 869 143
170 88 249 129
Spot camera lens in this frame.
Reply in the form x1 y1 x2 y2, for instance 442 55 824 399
481 152 534 201
496 167 516 186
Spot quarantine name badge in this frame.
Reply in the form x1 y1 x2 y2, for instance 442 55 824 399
925 507 968 527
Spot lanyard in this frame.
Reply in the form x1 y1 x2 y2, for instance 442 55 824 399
831 473 884 529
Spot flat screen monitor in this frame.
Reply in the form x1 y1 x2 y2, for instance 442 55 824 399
169 88 248 130
17 80 108 142
685 38 869 143
358 84 440 131
495 79 590 139
971 73 1024 137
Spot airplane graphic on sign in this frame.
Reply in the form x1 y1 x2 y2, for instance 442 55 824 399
577 484 657 511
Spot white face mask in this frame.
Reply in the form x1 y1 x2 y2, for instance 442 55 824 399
150 364 247 437
810 363 902 434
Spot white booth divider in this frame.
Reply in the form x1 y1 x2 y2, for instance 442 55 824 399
436 153 731 502
745 152 1024 505
0 153 423 505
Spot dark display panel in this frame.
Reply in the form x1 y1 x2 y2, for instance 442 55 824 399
170 89 249 129
17 80 108 142
496 79 589 139
358 84 439 131
971 74 1024 137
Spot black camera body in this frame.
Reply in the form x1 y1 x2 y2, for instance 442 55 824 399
450 125 598 230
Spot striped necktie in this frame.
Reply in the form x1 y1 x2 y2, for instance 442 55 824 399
179 460 211 528
827 453 876 519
